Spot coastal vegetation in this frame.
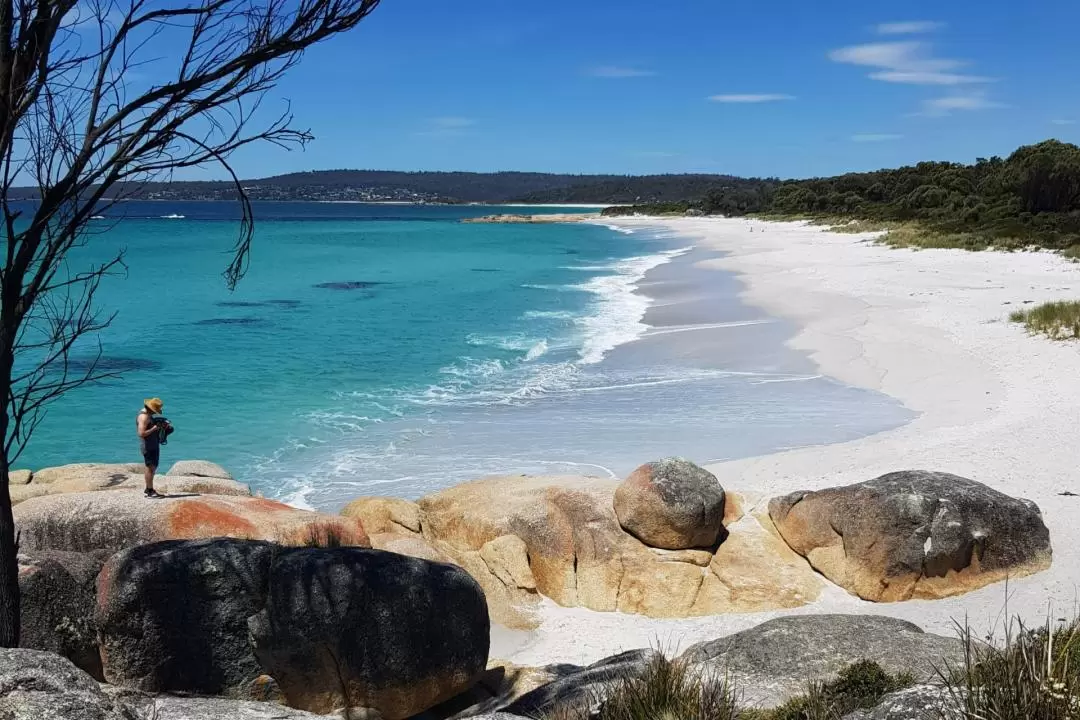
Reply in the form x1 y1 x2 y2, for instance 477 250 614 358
539 616 1080 720
1009 301 1080 340
603 139 1080 253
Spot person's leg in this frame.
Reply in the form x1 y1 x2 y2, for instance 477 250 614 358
144 462 156 491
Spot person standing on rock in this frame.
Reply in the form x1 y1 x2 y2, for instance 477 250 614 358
137 398 170 498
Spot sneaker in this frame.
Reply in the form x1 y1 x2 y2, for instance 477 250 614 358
144 488 164 499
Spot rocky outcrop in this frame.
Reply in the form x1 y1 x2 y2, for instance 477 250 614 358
15 491 370 554
681 614 965 708
613 458 725 550
769 471 1053 601
341 496 422 534
97 539 488 719
30 463 144 485
116 694 333 719
841 685 958 720
96 539 278 697
166 460 233 479
415 475 820 623
18 550 107 679
11 469 250 506
0 648 135 720
249 547 489 719
9 469 32 484
500 650 659 718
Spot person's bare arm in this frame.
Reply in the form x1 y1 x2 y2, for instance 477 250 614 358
137 414 158 438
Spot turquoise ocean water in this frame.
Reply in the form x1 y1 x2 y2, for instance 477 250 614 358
18 202 911 509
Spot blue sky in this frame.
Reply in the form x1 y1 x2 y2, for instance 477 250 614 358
216 0 1080 179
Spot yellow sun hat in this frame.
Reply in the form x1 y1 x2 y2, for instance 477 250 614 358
144 398 164 414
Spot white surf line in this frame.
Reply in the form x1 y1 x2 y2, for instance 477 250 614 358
642 319 775 336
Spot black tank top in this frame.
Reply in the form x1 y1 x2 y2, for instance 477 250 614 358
140 410 160 452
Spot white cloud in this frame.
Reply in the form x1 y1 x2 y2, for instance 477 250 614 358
852 133 903 142
587 65 656 78
918 93 1005 116
1051 118 1076 126
708 94 795 103
876 21 944 35
829 41 990 85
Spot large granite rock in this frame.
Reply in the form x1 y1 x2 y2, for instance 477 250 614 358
96 539 278 697
166 460 233 479
18 550 106 679
15 491 369 554
341 496 422 534
11 471 250 506
106 690 334 719
613 458 726 550
500 650 659 718
9 469 32 484
31 463 144 485
0 648 135 720
249 547 489 719
680 614 965 708
842 685 959 720
416 476 819 623
769 471 1053 601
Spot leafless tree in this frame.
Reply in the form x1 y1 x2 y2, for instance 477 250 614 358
0 0 382 645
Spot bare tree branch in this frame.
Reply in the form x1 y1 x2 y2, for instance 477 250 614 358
0 0 383 647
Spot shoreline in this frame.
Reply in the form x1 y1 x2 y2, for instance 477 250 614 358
501 216 1080 666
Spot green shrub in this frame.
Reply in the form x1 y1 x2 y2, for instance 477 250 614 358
1009 301 1080 340
764 660 915 720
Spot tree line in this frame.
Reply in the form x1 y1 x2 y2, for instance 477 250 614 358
605 140 1080 251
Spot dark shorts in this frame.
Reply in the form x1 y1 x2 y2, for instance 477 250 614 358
142 445 160 469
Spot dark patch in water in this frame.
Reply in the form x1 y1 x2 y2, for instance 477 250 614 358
563 249 580 255
314 281 385 291
471 268 500 273
195 317 263 326
68 356 163 373
216 300 264 308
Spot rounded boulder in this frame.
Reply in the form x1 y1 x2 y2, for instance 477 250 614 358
249 547 490 719
613 458 726 550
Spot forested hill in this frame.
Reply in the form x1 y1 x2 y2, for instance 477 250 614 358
606 139 1080 252
28 170 768 204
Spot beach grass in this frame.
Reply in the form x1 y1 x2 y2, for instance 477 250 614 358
1009 301 1080 340
939 616 1080 720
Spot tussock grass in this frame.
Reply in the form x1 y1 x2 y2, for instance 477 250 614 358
301 522 347 548
1010 301 1080 340
541 655 911 720
540 653 740 720
741 661 915 720
939 616 1080 719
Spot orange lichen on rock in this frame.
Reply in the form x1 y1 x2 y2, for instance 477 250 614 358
166 498 260 540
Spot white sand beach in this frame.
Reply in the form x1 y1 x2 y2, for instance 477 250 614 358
501 216 1080 666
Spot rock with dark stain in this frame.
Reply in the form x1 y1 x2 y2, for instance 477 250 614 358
96 539 278 698
248 548 489 719
19 549 109 679
769 470 1052 601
